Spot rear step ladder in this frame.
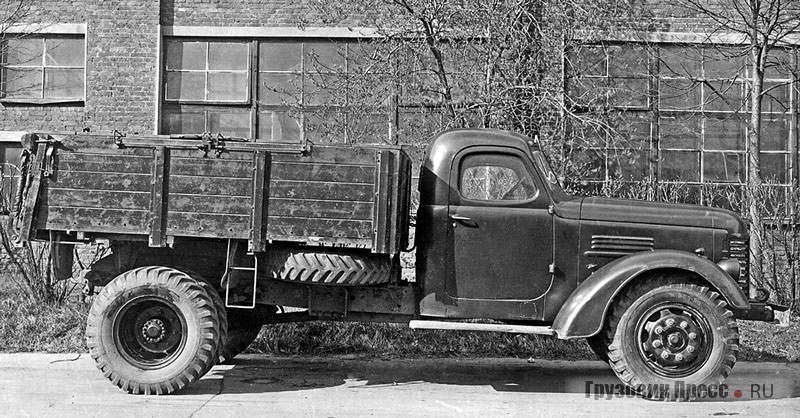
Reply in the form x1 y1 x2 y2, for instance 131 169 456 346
223 239 258 309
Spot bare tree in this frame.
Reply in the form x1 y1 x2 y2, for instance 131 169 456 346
292 0 638 164
673 0 800 286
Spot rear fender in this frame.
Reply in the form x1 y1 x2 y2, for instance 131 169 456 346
552 250 749 339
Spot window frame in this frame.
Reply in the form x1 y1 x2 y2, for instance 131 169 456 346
0 34 86 104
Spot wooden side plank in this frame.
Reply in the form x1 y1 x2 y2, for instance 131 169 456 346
269 180 374 202
269 199 373 220
38 206 150 233
170 157 252 178
270 161 375 184
56 153 152 174
45 189 151 211
51 171 152 192
167 212 251 238
170 175 252 196
266 217 373 240
169 194 251 215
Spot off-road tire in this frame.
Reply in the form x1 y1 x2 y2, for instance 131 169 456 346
266 249 392 285
86 266 222 395
603 278 739 400
197 280 228 364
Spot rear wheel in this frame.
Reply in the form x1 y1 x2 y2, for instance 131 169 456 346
86 266 222 394
604 279 739 400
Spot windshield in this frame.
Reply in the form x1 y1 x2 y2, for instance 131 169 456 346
532 150 566 197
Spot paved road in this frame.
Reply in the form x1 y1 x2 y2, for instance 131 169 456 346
1 353 799 417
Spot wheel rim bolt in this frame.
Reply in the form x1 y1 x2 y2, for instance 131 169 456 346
688 332 697 340
655 326 663 335
661 351 670 359
687 345 695 353
652 340 662 348
666 319 675 327
680 321 688 329
675 353 684 361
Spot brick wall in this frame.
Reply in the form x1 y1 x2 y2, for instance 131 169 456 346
161 0 372 27
84 0 160 134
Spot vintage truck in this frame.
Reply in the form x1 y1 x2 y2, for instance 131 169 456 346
0 128 780 399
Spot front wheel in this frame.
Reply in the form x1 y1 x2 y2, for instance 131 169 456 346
603 280 739 400
86 266 222 394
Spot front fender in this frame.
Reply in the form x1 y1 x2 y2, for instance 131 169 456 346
552 250 749 339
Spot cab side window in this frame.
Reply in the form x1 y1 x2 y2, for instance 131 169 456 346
459 153 537 201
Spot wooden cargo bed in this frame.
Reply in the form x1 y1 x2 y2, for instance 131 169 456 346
13 133 411 254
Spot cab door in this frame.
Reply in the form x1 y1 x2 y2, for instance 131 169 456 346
447 147 554 301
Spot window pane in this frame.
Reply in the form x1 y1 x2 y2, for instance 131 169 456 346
44 68 83 98
208 42 248 71
347 42 380 72
762 118 789 151
274 112 302 142
568 147 605 180
165 41 206 71
349 112 389 143
609 78 648 107
659 78 700 110
460 154 537 201
571 46 607 77
704 48 744 79
259 73 300 105
209 111 250 139
705 81 743 112
703 152 744 182
303 110 346 143
259 42 302 72
760 153 787 183
659 115 700 149
161 109 205 135
704 117 744 150
609 45 648 77
207 72 248 101
5 38 43 66
3 67 42 98
661 150 699 181
608 149 649 180
762 82 790 113
165 71 205 101
304 72 346 105
44 38 84 67
304 41 345 72
659 46 701 77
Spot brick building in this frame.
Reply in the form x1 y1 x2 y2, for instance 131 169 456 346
1 1 799 206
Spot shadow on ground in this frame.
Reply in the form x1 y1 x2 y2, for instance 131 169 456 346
181 356 800 403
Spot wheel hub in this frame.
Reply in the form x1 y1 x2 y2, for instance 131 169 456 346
638 305 710 377
142 318 167 343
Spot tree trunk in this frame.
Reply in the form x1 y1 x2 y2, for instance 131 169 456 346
747 46 764 295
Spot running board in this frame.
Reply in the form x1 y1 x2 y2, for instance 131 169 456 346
409 320 556 335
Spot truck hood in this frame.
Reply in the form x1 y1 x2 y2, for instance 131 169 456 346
576 196 745 232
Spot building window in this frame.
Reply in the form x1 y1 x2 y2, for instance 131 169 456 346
1 36 85 101
161 38 393 143
567 42 797 207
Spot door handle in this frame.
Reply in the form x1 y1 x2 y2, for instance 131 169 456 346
449 214 472 221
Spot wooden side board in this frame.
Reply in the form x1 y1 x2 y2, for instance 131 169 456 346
24 133 411 254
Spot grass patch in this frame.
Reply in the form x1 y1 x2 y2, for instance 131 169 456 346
248 321 592 360
0 286 88 353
